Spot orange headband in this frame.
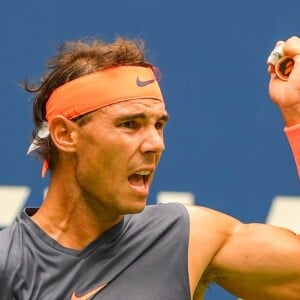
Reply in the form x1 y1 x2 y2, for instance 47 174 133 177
46 65 164 124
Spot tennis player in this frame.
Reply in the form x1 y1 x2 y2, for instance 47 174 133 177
1 36 300 299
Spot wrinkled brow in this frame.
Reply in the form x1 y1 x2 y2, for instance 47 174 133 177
115 112 169 122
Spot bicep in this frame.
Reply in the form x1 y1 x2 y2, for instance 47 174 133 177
211 223 300 298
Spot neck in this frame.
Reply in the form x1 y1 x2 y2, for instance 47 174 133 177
31 173 123 250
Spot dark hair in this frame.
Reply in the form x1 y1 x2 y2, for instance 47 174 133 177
25 36 151 170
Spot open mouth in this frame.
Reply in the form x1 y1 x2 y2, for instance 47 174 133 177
128 170 151 188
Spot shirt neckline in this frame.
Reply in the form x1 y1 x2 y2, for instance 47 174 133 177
20 208 126 258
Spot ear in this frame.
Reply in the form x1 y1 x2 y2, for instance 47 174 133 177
49 116 79 153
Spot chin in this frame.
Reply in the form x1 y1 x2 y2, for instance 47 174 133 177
121 199 147 215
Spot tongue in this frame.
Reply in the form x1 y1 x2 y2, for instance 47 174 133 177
128 174 144 187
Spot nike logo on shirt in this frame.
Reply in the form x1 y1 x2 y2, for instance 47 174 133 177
71 283 107 300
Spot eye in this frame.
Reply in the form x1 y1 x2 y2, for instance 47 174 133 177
120 120 139 129
155 121 165 130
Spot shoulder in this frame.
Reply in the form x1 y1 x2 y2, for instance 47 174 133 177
135 202 190 228
185 205 241 250
184 205 242 289
143 202 189 217
185 205 241 233
124 203 190 243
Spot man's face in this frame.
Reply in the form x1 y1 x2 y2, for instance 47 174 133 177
74 98 168 216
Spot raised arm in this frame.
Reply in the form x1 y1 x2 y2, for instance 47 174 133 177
188 36 300 300
212 36 300 299
269 36 300 176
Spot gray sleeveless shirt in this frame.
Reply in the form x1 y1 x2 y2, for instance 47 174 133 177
0 203 190 300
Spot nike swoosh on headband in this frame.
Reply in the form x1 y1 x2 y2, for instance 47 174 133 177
136 76 155 87
71 283 107 300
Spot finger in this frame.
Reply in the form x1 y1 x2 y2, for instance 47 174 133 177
275 40 285 49
282 36 300 57
267 43 284 65
268 63 275 75
275 57 294 80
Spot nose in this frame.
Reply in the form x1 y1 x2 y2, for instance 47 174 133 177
140 127 165 154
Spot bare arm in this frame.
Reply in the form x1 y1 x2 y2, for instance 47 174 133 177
211 221 300 299
269 36 300 126
187 205 300 299
212 36 300 299
269 37 300 179
188 36 300 299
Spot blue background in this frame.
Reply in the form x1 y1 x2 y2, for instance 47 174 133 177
1 1 300 299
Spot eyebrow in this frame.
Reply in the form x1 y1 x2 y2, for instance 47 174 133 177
116 112 169 122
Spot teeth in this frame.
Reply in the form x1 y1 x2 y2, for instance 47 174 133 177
136 170 151 176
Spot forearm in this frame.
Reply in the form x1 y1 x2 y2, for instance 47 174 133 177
285 123 300 177
268 38 300 171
